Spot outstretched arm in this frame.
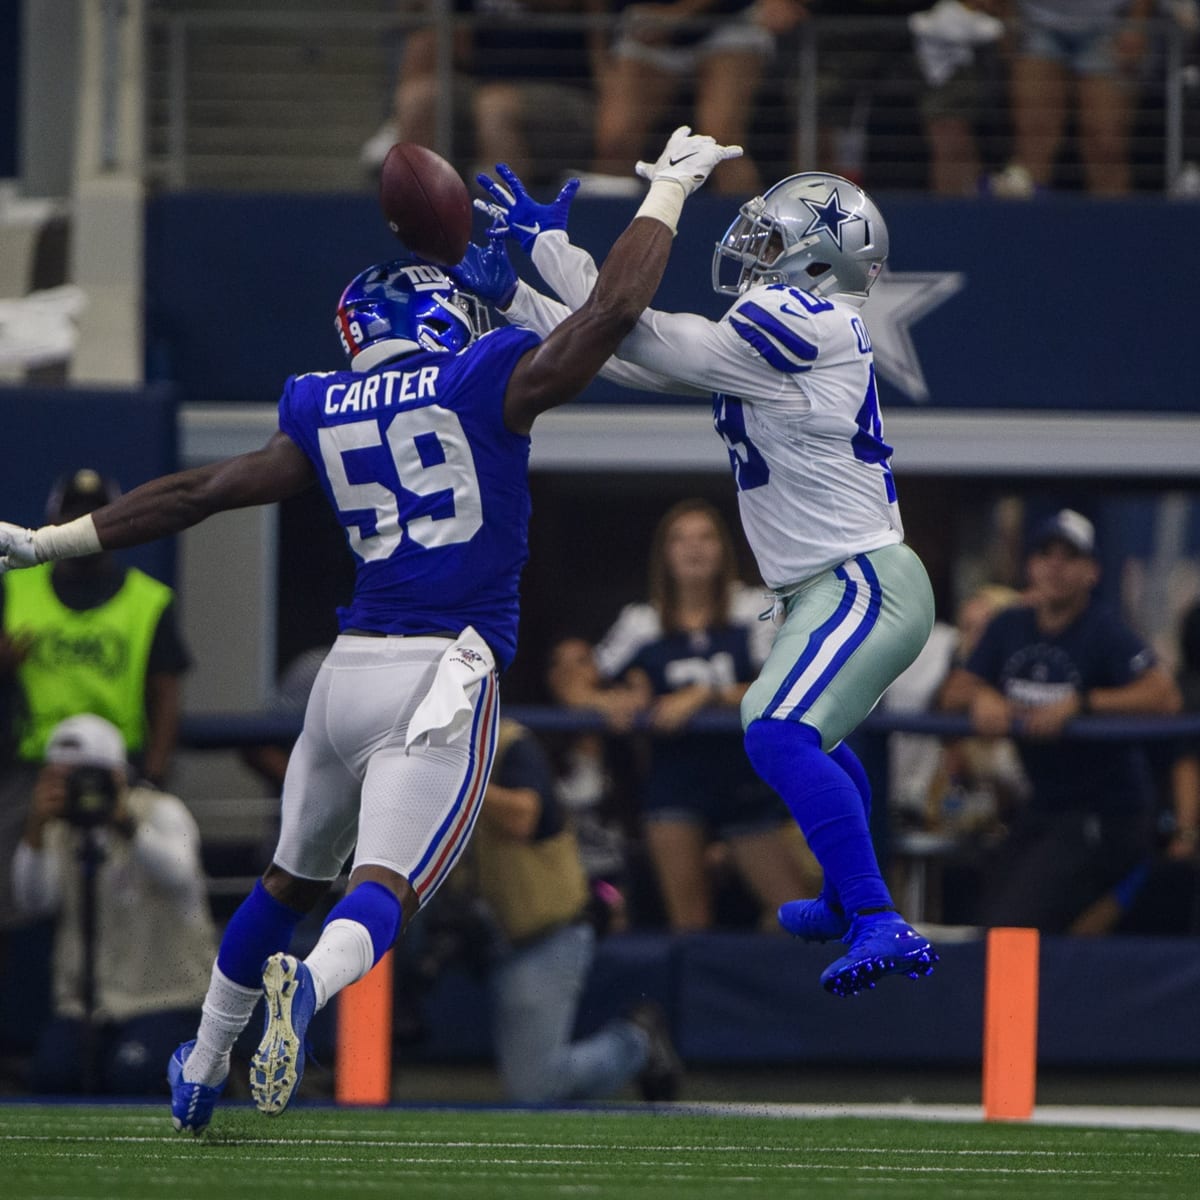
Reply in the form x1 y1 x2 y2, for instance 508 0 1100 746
504 279 705 397
481 142 756 397
451 214 696 396
501 214 675 433
0 431 315 570
500 127 741 434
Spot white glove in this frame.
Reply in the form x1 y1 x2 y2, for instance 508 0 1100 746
635 125 744 197
0 522 39 575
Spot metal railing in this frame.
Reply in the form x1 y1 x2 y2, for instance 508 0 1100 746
180 705 1200 913
178 705 1200 747
143 6 1200 194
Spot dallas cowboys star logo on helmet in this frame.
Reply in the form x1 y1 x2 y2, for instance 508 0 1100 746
800 190 862 251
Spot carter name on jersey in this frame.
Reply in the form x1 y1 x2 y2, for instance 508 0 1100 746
323 366 441 415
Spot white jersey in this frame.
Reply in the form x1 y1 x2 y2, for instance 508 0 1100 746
512 232 903 590
593 582 776 680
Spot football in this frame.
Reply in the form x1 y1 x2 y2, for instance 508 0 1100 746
379 142 472 268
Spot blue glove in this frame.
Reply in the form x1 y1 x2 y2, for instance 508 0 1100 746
474 163 580 254
448 220 518 309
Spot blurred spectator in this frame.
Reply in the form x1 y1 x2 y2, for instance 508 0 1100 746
239 645 330 800
1067 597 1200 934
926 584 1030 836
791 1 933 188
223 644 332 893
991 0 1154 197
12 715 215 1095
544 639 635 921
409 719 681 1102
939 509 1182 931
549 499 820 932
1167 0 1200 195
1168 598 1200 859
586 1 806 196
908 0 1008 194
363 1 609 187
886 582 1026 834
0 468 190 935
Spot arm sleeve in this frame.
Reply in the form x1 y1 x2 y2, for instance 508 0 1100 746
1098 615 1157 686
529 231 720 396
503 278 701 394
12 840 61 916
495 733 563 840
503 279 574 340
148 600 192 675
963 615 1008 683
131 793 207 894
530 229 600 312
593 604 659 680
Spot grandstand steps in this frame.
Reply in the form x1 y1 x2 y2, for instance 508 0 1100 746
147 0 395 192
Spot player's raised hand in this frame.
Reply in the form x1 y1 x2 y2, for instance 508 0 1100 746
449 218 518 309
0 522 39 575
474 164 580 254
636 126 743 196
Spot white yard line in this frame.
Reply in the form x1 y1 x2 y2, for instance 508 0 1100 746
678 1101 1200 1134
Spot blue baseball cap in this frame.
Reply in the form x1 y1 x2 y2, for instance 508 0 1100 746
1030 509 1095 557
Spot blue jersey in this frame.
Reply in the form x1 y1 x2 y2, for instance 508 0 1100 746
966 600 1157 815
614 615 786 833
278 326 540 670
629 625 760 697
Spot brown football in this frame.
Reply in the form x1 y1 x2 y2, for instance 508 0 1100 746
379 142 472 267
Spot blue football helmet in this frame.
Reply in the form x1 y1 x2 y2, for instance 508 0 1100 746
712 172 889 299
335 257 486 371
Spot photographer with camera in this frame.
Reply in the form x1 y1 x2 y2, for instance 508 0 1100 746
0 468 191 946
11 714 215 1095
414 718 681 1103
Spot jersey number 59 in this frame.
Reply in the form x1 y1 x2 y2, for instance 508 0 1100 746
318 408 483 559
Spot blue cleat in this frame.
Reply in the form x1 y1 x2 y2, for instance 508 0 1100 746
168 1039 226 1135
819 911 939 997
778 894 850 942
251 952 316 1116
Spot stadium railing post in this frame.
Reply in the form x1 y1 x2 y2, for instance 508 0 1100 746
982 926 1040 1121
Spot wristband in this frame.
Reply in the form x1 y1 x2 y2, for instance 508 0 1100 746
31 515 102 561
635 178 686 234
1078 690 1092 715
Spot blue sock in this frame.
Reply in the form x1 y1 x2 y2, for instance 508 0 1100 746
325 881 402 966
829 741 871 822
818 743 874 912
216 880 307 989
745 719 893 916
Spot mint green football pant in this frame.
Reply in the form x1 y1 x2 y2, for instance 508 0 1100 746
741 543 935 751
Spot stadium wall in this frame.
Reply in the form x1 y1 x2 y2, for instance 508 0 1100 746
402 932 1200 1070
144 193 1200 414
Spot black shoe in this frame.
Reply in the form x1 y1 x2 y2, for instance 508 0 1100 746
627 1001 682 1102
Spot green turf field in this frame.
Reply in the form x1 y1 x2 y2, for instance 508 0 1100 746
3 1104 1199 1199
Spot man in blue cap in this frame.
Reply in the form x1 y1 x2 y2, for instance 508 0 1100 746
940 508 1181 930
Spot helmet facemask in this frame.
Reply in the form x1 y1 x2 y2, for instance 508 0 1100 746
712 173 888 300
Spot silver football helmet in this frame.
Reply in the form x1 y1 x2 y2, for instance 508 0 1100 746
712 172 889 299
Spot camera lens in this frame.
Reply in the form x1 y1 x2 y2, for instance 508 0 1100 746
65 766 118 829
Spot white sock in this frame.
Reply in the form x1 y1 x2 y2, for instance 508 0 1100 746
183 963 261 1086
304 918 376 1009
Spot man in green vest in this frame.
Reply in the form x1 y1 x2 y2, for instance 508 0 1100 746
0 468 191 936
